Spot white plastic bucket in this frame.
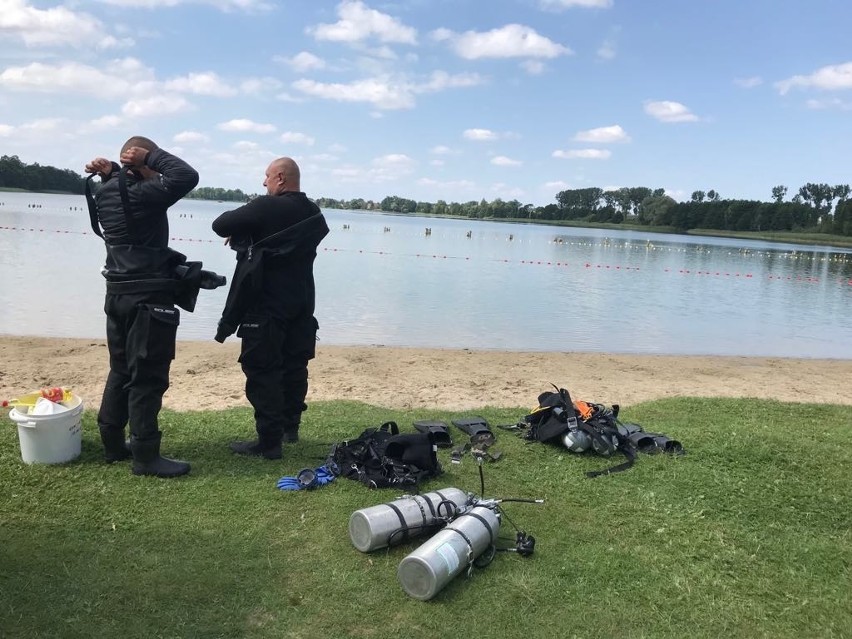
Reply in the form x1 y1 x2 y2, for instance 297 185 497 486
8 394 84 464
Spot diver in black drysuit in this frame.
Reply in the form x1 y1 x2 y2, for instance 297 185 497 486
86 138 223 478
212 164 328 460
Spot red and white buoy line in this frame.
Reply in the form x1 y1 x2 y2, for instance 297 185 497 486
1 223 849 286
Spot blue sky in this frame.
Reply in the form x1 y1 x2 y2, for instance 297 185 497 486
1 0 850 206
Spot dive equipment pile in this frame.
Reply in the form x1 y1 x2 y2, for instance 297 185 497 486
508 384 685 477
273 382 684 601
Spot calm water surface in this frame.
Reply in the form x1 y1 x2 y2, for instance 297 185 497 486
1 192 850 358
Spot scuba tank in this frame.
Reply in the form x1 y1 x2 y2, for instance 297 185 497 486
397 504 500 601
562 428 592 453
348 487 472 553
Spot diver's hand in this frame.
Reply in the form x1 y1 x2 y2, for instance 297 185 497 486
85 157 112 176
120 146 150 168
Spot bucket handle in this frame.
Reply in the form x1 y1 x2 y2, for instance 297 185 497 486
15 421 38 429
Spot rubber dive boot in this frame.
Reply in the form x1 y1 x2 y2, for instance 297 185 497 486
229 439 283 460
100 426 132 463
282 414 302 443
131 433 191 478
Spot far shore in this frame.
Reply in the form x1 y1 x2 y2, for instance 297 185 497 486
4 188 852 249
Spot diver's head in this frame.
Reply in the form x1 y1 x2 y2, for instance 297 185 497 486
120 136 159 178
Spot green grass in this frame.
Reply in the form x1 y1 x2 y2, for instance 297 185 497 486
1 398 850 639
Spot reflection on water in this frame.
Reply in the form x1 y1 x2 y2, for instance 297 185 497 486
0 192 850 358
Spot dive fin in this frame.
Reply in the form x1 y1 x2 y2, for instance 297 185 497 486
628 432 685 455
451 416 492 441
412 420 453 448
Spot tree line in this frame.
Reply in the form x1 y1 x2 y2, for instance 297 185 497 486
0 155 249 202
1 155 86 194
316 181 852 237
4 154 850 236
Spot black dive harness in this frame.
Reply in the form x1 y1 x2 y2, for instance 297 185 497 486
85 170 226 311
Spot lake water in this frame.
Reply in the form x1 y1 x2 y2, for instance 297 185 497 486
1 191 851 358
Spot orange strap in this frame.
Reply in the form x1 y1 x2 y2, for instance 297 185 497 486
573 400 595 420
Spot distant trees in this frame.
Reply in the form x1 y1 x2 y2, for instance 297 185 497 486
6 153 851 237
312 182 851 236
185 186 250 202
0 155 85 193
771 185 787 203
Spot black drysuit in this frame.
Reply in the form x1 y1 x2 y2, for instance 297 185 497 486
90 149 199 455
212 192 328 445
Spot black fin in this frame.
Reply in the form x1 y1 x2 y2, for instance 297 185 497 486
451 416 491 438
412 420 453 448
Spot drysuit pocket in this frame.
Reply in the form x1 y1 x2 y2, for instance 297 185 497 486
132 303 180 361
237 315 277 368
284 315 319 360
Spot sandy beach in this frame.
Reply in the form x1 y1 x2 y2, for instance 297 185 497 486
1 335 850 411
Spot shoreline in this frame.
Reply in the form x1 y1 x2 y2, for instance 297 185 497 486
2 335 850 412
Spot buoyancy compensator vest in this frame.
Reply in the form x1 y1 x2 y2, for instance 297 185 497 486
327 421 442 489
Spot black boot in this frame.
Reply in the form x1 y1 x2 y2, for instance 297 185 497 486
131 432 190 478
282 414 302 443
229 439 283 460
100 426 131 463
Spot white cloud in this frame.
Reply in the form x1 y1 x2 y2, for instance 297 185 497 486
430 145 455 155
491 156 522 167
217 118 276 133
86 115 124 131
0 0 127 48
734 76 763 88
174 131 210 143
644 100 699 123
372 153 414 168
164 72 237 96
20 117 64 133
98 0 271 10
435 24 572 60
429 159 444 167
308 0 417 45
806 97 852 111
463 128 497 141
574 124 630 143
280 131 315 146
544 180 571 190
233 141 261 152
292 71 482 110
122 95 193 117
539 0 612 8
0 58 159 101
240 76 282 94
0 61 129 97
293 77 415 109
775 61 852 94
552 148 611 159
0 124 13 136
415 70 486 93
276 51 327 72
276 91 304 103
308 153 339 162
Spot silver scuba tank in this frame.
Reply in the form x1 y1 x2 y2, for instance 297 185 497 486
562 428 592 453
348 487 472 553
396 504 500 600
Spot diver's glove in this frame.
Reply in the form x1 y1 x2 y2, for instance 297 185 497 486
277 465 336 491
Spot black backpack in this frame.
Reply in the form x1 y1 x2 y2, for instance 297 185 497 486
327 421 442 489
